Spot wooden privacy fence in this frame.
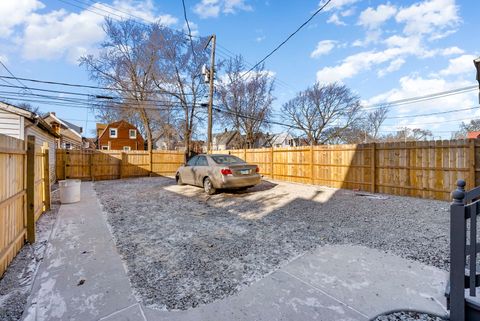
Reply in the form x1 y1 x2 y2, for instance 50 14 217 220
0 134 51 277
56 149 184 181
56 139 478 201
227 140 476 201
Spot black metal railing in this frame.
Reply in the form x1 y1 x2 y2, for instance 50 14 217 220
449 179 480 320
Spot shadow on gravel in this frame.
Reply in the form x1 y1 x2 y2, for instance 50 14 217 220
94 176 450 312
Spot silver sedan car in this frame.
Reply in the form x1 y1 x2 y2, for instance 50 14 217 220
175 154 261 194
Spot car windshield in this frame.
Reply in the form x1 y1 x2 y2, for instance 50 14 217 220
211 155 245 164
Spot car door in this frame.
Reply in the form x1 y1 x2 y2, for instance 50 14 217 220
193 155 209 186
181 156 198 185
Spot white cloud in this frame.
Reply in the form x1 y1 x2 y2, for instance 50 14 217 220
441 46 464 56
367 75 476 131
320 0 359 12
255 35 266 43
439 54 477 76
194 0 252 19
326 13 346 26
183 21 199 37
20 0 178 62
0 0 44 37
310 40 336 58
358 4 397 29
110 0 178 25
20 0 177 63
395 0 460 38
316 41 425 83
377 58 405 77
0 54 8 64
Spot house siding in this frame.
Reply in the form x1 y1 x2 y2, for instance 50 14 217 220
25 123 57 183
98 121 145 150
0 109 23 139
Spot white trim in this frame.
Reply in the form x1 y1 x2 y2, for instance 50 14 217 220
109 128 118 138
45 113 82 138
129 129 136 139
0 101 33 118
123 146 131 151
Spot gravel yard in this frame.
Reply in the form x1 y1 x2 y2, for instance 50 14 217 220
94 177 450 311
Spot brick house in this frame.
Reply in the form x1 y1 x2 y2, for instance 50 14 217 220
97 120 145 151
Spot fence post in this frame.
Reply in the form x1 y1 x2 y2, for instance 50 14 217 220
310 144 314 185
120 152 125 179
90 151 94 181
26 135 35 244
270 147 274 180
450 179 466 321
43 149 51 211
371 143 376 193
63 151 68 180
470 139 476 189
149 149 153 176
244 148 247 162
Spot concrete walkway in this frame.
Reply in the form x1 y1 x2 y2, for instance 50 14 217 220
22 182 449 321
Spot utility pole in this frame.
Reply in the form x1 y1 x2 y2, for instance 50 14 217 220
474 57 480 104
205 34 216 153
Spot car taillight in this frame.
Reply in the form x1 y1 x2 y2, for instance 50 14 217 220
256 166 259 173
221 168 232 175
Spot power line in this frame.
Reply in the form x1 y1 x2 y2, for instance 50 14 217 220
0 60 32 93
362 85 477 110
0 83 200 104
181 0 197 61
385 105 480 120
242 0 331 79
0 75 194 96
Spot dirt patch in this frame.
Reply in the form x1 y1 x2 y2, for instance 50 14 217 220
0 188 60 321
94 177 449 311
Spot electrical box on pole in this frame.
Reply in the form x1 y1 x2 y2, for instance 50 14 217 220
474 57 480 104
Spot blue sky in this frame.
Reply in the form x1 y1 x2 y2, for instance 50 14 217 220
0 0 478 139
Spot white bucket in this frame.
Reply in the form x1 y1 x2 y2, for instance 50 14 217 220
59 179 81 204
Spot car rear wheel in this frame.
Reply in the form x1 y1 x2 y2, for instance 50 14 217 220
203 177 216 195
176 174 184 185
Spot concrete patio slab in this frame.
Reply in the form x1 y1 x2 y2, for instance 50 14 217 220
21 182 449 321
143 268 368 321
281 245 449 318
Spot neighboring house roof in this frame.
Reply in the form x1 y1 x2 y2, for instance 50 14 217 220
43 112 82 139
267 132 294 146
0 101 60 137
213 130 239 146
467 131 480 139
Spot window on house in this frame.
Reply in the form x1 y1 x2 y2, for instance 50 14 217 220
102 145 109 150
109 128 118 138
129 129 136 139
123 146 131 151
65 143 71 149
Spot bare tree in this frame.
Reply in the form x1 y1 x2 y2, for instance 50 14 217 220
452 119 480 138
215 55 275 148
282 82 362 145
365 106 388 140
150 27 209 159
382 127 433 142
80 19 163 151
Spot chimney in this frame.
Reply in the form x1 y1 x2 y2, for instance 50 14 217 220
224 128 227 133
51 112 56 116
79 127 83 134
51 122 60 135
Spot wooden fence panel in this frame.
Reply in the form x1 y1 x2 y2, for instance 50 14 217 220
55 139 480 202
0 135 26 277
152 150 185 176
